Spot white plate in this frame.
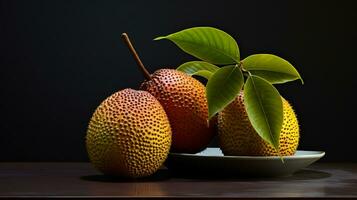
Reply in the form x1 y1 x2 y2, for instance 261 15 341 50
166 148 325 177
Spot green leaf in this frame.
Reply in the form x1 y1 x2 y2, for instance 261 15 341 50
206 65 244 119
244 75 283 150
191 70 214 79
242 54 303 84
177 61 219 79
155 27 240 64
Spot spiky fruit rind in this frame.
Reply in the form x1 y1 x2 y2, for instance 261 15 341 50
218 92 299 156
86 89 172 178
141 69 215 153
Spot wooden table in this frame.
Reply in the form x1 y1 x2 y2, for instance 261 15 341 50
0 163 356 199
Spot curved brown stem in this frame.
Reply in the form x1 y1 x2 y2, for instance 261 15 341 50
121 33 151 80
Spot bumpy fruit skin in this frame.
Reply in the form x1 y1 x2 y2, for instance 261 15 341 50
218 92 299 156
141 69 215 153
86 89 172 178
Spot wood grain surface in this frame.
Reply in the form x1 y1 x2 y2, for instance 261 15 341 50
0 163 356 199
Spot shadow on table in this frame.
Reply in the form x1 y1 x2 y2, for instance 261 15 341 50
170 169 331 181
81 168 330 183
80 169 171 183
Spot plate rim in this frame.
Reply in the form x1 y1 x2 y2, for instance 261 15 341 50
169 148 325 160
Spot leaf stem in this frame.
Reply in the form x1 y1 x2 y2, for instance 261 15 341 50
247 71 252 76
237 62 250 79
121 33 151 80
238 61 247 72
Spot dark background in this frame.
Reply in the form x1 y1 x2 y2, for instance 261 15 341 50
0 0 356 161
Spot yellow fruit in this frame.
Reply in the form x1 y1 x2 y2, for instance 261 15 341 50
218 92 299 156
141 69 216 153
86 89 172 178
